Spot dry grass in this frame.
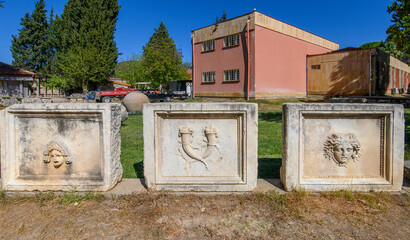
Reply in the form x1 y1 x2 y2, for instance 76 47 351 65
0 191 408 239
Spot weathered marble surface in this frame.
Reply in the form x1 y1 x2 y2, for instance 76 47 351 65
281 103 404 191
0 103 123 191
143 103 258 191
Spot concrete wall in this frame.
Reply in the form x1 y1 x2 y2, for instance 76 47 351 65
7 81 21 97
388 56 410 92
254 25 332 98
193 11 339 51
254 12 339 51
194 31 252 97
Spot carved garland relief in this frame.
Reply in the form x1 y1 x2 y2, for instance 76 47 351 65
177 124 222 171
323 133 361 167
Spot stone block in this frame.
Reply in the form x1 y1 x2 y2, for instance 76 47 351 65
143 103 258 191
281 103 404 192
0 103 123 191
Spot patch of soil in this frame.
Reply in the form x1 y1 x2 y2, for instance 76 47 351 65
0 192 409 239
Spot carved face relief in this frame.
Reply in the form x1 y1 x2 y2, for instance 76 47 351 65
324 134 361 167
49 149 65 167
333 142 354 164
43 139 72 168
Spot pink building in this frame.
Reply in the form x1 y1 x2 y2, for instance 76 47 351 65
191 11 339 98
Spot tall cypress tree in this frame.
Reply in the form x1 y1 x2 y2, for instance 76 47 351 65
56 0 120 93
386 0 410 55
11 0 52 79
142 22 189 88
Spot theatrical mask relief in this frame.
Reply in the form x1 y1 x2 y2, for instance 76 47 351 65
323 133 361 167
43 139 72 168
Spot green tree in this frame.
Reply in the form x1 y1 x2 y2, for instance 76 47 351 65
182 61 192 71
386 0 410 55
359 41 382 49
0 1 5 8
141 22 189 88
115 54 145 86
11 0 53 79
379 40 404 59
359 39 408 63
56 0 120 93
216 10 227 23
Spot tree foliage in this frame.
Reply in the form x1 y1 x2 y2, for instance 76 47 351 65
141 22 189 88
55 0 120 93
216 10 227 23
359 41 382 49
10 0 54 79
359 39 408 63
386 0 410 55
0 1 5 8
115 54 146 86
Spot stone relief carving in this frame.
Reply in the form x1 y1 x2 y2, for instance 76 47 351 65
43 139 72 168
177 124 222 171
323 133 361 167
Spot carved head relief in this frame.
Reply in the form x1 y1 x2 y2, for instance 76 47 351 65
43 140 72 168
323 133 361 167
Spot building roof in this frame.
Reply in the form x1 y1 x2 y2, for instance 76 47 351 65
0 62 35 76
192 10 339 51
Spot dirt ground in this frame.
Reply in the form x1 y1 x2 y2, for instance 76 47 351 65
0 190 409 240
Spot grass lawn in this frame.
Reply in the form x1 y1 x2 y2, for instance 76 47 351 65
120 113 144 178
121 108 410 179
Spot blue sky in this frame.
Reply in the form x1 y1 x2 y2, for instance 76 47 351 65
0 0 393 65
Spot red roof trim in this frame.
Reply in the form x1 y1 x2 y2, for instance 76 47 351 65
0 62 36 76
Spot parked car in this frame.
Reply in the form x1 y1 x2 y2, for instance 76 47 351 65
86 87 136 102
144 92 173 102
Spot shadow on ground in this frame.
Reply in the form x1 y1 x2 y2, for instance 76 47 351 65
259 112 282 123
258 158 281 179
133 161 144 178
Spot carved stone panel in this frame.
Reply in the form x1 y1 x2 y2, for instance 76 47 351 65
0 103 123 191
281 103 404 192
144 103 258 191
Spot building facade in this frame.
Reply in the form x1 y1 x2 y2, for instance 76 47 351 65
191 11 339 98
0 62 34 98
307 48 410 96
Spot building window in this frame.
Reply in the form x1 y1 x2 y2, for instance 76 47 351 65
202 40 215 52
311 65 321 70
0 80 7 91
223 69 240 81
202 71 216 83
223 34 240 47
